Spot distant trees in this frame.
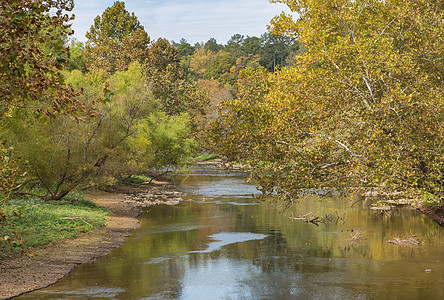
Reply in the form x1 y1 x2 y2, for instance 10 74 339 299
177 33 300 85
175 39 195 58
67 40 87 73
210 0 444 203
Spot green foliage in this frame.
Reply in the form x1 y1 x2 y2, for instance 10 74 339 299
140 111 197 170
67 40 87 72
421 192 442 207
260 32 299 72
4 58 203 200
204 38 223 52
121 174 153 184
0 195 108 258
210 0 444 202
176 38 195 57
144 39 210 139
225 34 245 56
146 38 186 115
181 32 299 89
194 153 220 162
4 62 157 200
0 143 23 202
84 1 150 75
206 51 236 83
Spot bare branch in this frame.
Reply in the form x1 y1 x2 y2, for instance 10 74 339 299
306 132 364 159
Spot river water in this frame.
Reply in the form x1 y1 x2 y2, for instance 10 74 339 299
20 165 443 299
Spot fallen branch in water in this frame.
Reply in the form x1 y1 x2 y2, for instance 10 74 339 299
345 230 364 243
387 237 420 247
288 211 316 220
288 212 322 226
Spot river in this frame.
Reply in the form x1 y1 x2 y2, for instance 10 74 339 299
19 165 444 299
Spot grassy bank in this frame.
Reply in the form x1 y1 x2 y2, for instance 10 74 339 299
194 153 219 162
0 193 109 259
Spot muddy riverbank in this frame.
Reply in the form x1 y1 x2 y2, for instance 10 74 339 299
0 181 182 300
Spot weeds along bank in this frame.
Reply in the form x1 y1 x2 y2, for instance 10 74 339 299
0 193 108 259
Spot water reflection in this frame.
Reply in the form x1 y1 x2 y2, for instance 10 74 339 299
189 232 268 254
20 166 444 299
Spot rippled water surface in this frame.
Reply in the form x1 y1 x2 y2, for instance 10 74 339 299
20 165 444 299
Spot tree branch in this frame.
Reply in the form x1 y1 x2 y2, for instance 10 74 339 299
275 140 315 167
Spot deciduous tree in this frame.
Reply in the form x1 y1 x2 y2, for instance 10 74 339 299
0 0 93 199
0 0 87 118
84 1 150 75
211 0 444 202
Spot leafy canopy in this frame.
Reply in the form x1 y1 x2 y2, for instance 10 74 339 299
0 0 88 118
210 0 444 202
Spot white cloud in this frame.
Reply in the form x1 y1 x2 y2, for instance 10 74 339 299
70 0 292 44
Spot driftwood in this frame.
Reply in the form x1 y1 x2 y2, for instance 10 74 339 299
288 212 321 226
345 230 364 243
387 237 420 247
288 210 345 226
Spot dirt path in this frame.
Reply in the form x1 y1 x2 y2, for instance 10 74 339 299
0 182 181 299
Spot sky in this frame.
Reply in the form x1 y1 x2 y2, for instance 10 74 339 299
69 0 292 45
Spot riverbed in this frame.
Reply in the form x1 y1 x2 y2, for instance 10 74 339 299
19 165 444 299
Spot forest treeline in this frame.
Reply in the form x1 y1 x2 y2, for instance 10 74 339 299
2 0 443 208
0 0 299 202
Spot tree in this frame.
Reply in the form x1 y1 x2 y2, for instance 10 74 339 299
6 62 157 200
67 40 87 72
225 34 245 56
84 1 150 75
145 38 187 115
210 0 444 202
259 32 299 72
140 111 196 174
206 51 236 83
147 38 181 77
189 48 215 78
239 36 262 57
204 38 223 53
176 38 195 57
0 0 93 200
0 0 87 118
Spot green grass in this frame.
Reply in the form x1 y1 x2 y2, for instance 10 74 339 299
194 153 220 162
0 193 109 259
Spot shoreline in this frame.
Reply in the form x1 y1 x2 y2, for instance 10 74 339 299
0 181 181 300
417 203 444 227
